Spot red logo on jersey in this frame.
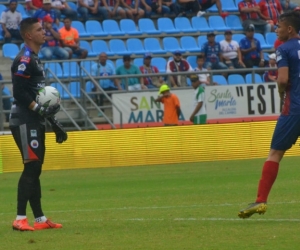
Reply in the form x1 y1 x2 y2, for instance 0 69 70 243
20 56 31 63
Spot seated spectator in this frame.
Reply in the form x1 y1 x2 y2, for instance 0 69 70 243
33 0 59 26
194 55 214 87
198 0 228 18
25 0 42 16
238 0 271 35
280 0 298 11
101 0 126 19
51 0 78 20
59 17 88 59
177 0 200 17
140 0 170 17
259 0 283 30
263 53 277 82
201 32 228 71
220 30 245 69
40 15 69 60
120 0 144 23
0 0 22 44
77 0 109 22
161 0 180 16
239 24 264 68
116 55 147 91
139 53 164 89
166 51 193 87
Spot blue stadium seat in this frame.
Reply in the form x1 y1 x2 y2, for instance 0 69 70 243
62 61 81 78
91 40 113 56
44 62 63 78
85 81 94 93
68 2 77 11
50 83 68 99
180 36 200 53
81 61 93 76
174 17 196 33
191 17 212 32
68 82 81 98
0 5 6 14
109 39 128 56
265 32 277 47
133 58 144 68
254 33 272 49
228 74 246 85
213 75 227 85
72 21 91 37
157 17 177 34
187 55 197 69
235 0 243 5
115 58 124 68
20 43 24 49
120 19 142 35
222 0 238 12
103 20 125 36
85 20 107 37
59 21 64 29
138 18 161 34
209 16 229 31
163 37 183 53
225 15 243 31
3 43 20 60
198 36 207 47
245 73 263 84
152 57 166 73
16 4 28 18
144 38 166 54
232 34 245 43
127 38 145 55
79 41 97 57
215 34 225 43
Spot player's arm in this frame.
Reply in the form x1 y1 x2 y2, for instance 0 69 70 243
190 102 203 122
276 47 288 99
47 116 68 143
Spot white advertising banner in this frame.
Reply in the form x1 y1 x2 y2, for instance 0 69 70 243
112 83 281 124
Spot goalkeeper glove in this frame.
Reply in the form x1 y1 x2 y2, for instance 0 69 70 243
34 103 60 118
48 116 68 144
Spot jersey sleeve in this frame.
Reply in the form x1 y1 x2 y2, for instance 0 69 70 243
276 47 288 68
15 55 32 78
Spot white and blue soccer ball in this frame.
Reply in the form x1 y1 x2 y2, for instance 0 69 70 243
36 86 61 107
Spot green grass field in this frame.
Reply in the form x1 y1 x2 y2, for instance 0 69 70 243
1 157 300 250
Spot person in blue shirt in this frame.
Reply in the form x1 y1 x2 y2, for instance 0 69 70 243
201 32 228 70
238 11 300 219
239 24 264 68
33 0 59 26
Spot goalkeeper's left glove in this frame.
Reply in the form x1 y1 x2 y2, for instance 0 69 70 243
48 116 68 144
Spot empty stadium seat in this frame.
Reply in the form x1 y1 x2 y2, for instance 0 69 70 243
138 18 161 34
79 41 97 57
68 2 77 11
245 73 263 84
85 20 107 37
127 38 145 55
59 21 64 29
213 75 227 85
103 20 125 36
198 36 207 47
16 4 28 18
85 81 94 93
91 40 113 56
225 15 243 31
180 36 200 53
163 37 183 53
115 58 124 68
72 21 91 37
0 5 6 15
62 61 81 78
68 82 81 98
191 17 212 32
215 34 225 43
120 19 142 35
151 57 167 73
44 62 63 78
3 43 20 60
265 32 277 47
81 61 93 76
144 38 166 54
157 17 177 34
228 74 246 85
209 16 229 31
232 33 245 42
254 33 272 49
174 17 196 33
221 0 238 12
109 39 128 55
133 58 144 67
20 43 24 49
187 55 197 69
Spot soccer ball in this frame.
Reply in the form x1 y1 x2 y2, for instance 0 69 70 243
36 86 61 107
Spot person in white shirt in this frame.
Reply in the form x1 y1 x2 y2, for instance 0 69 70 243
0 0 22 43
52 0 77 20
193 55 212 88
220 30 245 69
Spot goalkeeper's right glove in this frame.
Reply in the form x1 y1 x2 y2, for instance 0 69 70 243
33 103 60 118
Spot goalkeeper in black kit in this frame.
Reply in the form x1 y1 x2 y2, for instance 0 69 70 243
10 18 67 231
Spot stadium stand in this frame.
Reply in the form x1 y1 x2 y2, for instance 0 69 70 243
102 20 125 36
265 32 277 47
191 17 212 32
180 36 200 53
151 57 167 73
62 61 81 78
71 21 91 38
79 40 97 57
162 37 183 53
208 16 229 31
228 74 246 85
127 38 146 55
133 58 144 68
45 62 64 78
91 40 113 56
2 43 19 60
215 34 225 43
157 17 177 34
186 55 197 69
109 39 129 56
174 17 197 33
213 75 228 85
138 18 161 35
120 19 143 35
85 20 107 37
225 15 243 31
245 73 264 84
254 33 272 49
144 38 166 54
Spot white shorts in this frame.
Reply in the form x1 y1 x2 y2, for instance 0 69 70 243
128 84 141 91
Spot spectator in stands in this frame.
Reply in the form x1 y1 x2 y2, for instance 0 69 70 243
161 0 179 16
59 17 88 59
139 53 164 89
33 0 59 26
77 0 109 22
201 32 228 71
120 0 144 23
263 53 278 82
140 0 170 17
0 0 22 44
101 0 126 19
239 24 264 68
258 0 283 30
116 55 147 91
1 76 12 123
51 0 78 20
40 15 69 60
25 0 42 16
198 0 228 18
280 0 298 11
220 30 245 69
166 51 193 87
238 0 271 35
194 55 213 87
176 0 200 17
